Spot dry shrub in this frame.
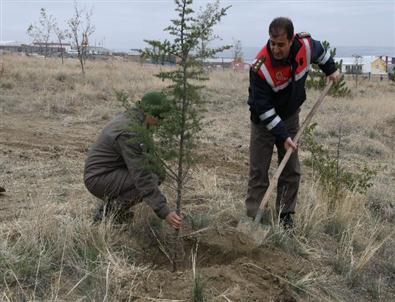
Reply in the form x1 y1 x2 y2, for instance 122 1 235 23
0 199 152 301
294 180 393 291
0 79 15 89
0 54 166 119
332 221 390 288
295 181 326 238
0 61 4 78
183 167 242 226
367 177 395 222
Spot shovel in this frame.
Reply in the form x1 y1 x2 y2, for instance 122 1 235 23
237 81 334 245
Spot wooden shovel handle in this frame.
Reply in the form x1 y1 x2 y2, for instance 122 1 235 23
254 81 333 223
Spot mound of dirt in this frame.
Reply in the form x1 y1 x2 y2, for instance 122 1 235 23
131 227 303 301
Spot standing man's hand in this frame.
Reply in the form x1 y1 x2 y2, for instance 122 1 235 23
328 70 341 84
165 211 182 229
284 137 297 151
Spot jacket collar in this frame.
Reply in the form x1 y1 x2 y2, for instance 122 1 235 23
266 38 301 66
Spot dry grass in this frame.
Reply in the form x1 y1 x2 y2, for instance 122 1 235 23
0 203 152 300
0 54 394 301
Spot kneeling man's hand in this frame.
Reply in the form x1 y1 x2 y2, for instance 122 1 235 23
165 211 183 229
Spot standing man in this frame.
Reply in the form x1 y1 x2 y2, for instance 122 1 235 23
84 91 182 229
246 17 340 228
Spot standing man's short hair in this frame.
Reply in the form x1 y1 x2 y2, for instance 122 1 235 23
269 17 294 40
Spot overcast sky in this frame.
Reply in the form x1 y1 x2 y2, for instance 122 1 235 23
1 0 394 52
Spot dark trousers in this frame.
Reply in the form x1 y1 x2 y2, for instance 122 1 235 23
245 112 301 218
84 168 142 209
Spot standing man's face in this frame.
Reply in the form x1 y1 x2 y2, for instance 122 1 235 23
269 32 293 60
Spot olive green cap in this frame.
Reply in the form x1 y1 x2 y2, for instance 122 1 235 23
139 91 171 118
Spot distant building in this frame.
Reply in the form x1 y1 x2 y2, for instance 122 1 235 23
370 57 387 74
86 46 112 56
33 42 71 54
203 58 233 69
232 58 250 71
128 49 141 56
0 41 71 57
67 49 79 56
1 40 113 58
0 41 27 53
380 55 395 72
335 56 387 75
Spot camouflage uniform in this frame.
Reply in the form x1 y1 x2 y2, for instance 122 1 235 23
84 109 170 220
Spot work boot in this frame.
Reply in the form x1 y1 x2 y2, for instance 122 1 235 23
93 202 134 224
113 207 135 224
280 213 294 230
93 203 112 223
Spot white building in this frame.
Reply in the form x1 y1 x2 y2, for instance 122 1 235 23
334 56 387 75
33 42 71 53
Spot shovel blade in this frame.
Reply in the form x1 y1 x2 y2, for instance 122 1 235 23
236 216 271 246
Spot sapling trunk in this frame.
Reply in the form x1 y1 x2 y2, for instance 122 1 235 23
140 0 231 272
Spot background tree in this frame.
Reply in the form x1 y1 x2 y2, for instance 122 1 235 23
139 0 231 271
27 8 55 58
232 39 243 63
53 23 68 64
306 41 351 97
195 0 221 60
140 40 175 65
390 66 395 82
67 2 95 74
352 54 362 87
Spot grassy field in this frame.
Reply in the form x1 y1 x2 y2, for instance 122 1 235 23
0 54 394 301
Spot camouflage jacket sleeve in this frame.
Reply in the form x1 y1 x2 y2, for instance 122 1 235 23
116 133 170 220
